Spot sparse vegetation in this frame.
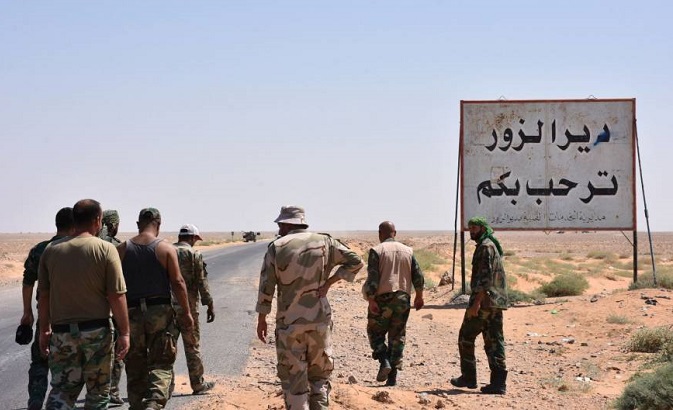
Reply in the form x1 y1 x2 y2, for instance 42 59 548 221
606 314 631 325
414 248 447 273
503 249 516 257
613 363 673 410
507 288 544 306
538 272 589 297
628 270 673 290
626 326 673 353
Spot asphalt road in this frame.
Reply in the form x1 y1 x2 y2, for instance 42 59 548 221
0 241 268 410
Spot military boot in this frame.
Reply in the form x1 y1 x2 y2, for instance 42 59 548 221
376 357 392 382
480 369 507 394
385 369 398 386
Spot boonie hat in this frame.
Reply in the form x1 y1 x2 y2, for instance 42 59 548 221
179 224 203 240
138 207 161 222
274 205 308 226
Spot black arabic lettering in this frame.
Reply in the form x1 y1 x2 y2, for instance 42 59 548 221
525 178 578 197
512 120 543 151
580 175 619 203
558 125 591 151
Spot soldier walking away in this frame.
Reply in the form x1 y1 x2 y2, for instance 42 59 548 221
169 224 216 396
256 205 364 410
97 209 125 405
20 207 74 410
450 216 509 394
117 207 193 410
362 221 424 386
37 199 130 409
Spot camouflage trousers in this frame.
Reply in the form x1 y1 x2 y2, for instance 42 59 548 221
276 323 333 410
45 324 113 410
367 291 411 369
28 320 49 409
458 307 507 379
126 304 178 410
171 304 206 392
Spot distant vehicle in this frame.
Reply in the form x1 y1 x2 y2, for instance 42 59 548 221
242 231 260 242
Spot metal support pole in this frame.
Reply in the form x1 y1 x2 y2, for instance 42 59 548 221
461 231 466 294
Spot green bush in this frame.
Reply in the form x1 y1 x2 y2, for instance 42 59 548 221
538 273 589 297
507 288 544 306
613 363 673 410
626 327 673 353
414 249 447 273
628 271 673 291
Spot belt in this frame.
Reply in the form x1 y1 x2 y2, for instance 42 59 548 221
128 296 172 308
52 318 110 333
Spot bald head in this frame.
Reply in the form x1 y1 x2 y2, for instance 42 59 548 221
378 221 396 242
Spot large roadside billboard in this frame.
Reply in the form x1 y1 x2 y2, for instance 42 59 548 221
460 99 636 231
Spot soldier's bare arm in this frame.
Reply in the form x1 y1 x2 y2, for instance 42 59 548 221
160 242 194 331
108 293 130 360
37 290 51 357
21 285 35 326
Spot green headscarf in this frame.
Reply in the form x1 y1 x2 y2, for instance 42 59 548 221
468 216 503 256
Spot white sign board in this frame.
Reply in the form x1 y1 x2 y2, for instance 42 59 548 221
461 99 635 230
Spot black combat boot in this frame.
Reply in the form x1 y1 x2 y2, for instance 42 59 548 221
386 369 398 386
480 369 507 394
376 357 392 382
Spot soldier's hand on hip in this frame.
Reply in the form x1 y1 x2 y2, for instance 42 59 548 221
368 299 380 315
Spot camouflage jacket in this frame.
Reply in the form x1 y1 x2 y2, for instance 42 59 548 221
470 236 508 309
173 241 213 308
256 229 364 328
23 235 65 292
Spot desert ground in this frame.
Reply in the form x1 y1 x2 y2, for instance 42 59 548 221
2 230 672 409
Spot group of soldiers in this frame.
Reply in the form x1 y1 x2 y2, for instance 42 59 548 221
256 206 509 410
19 200 215 410
19 202 508 410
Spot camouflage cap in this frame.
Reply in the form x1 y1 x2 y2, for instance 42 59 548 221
102 209 120 225
274 205 308 226
138 207 161 222
179 224 203 240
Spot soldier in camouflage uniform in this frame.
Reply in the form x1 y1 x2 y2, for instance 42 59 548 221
118 207 193 410
450 216 509 394
362 221 424 386
97 209 125 405
169 224 216 395
99 210 121 245
256 206 364 410
38 199 130 409
20 207 74 410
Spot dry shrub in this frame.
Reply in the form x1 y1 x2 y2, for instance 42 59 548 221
613 363 673 410
538 273 589 297
626 327 673 353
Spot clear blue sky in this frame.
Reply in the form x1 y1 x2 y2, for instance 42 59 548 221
1 1 671 233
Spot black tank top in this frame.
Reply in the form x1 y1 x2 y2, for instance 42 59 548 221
122 238 171 303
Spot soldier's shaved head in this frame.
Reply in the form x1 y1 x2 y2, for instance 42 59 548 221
378 221 396 242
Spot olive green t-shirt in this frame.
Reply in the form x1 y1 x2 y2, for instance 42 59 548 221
38 235 126 325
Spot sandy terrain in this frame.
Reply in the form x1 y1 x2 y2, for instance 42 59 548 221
3 231 672 409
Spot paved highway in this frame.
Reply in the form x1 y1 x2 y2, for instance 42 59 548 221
0 241 268 409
